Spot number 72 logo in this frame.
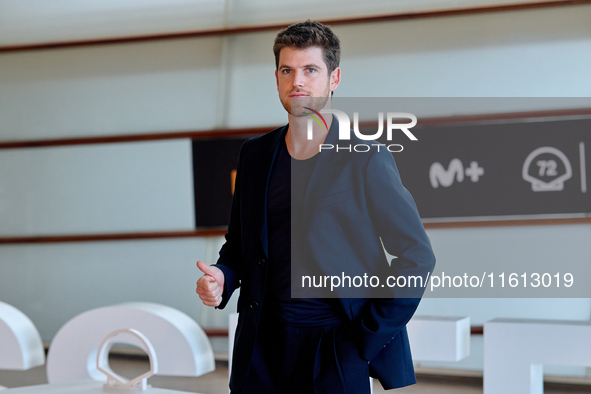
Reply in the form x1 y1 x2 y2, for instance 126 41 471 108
522 147 572 192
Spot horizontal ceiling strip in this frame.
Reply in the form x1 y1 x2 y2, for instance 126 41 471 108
1 0 590 53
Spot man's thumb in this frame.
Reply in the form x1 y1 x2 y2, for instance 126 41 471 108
197 260 212 276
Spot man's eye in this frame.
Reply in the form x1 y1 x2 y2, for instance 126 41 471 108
282 69 291 74
307 68 316 73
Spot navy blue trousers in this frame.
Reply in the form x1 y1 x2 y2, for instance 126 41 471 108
234 318 371 394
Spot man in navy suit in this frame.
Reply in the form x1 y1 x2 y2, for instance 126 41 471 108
196 20 435 393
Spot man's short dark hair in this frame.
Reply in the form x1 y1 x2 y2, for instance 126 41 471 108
273 20 341 74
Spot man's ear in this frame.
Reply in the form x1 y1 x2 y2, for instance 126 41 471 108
275 69 279 91
330 67 341 93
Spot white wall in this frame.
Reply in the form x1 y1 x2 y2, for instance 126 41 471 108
0 38 222 140
1 0 591 376
0 141 195 235
0 237 235 340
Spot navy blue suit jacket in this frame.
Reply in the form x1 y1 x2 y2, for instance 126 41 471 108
214 119 436 391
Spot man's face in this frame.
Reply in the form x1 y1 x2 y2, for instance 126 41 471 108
275 46 341 117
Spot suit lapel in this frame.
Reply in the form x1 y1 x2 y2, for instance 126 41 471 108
259 119 343 258
258 124 288 258
302 116 346 234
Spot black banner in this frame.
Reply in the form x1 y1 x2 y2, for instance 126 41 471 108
193 117 590 227
391 117 590 220
192 138 246 227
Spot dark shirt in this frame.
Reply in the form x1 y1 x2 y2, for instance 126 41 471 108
263 136 343 326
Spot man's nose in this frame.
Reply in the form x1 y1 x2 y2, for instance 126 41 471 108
292 70 305 88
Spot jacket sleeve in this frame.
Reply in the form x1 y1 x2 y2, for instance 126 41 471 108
212 140 249 310
355 147 436 362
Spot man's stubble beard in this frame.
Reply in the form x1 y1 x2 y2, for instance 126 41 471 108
281 85 331 118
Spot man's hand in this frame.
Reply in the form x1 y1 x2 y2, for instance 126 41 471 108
196 261 225 307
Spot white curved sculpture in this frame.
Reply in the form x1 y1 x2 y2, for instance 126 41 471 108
97 329 158 391
0 301 45 371
46 302 215 383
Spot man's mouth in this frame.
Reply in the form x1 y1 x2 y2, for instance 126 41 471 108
289 92 309 97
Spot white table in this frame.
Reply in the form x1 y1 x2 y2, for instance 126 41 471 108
1 381 202 394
